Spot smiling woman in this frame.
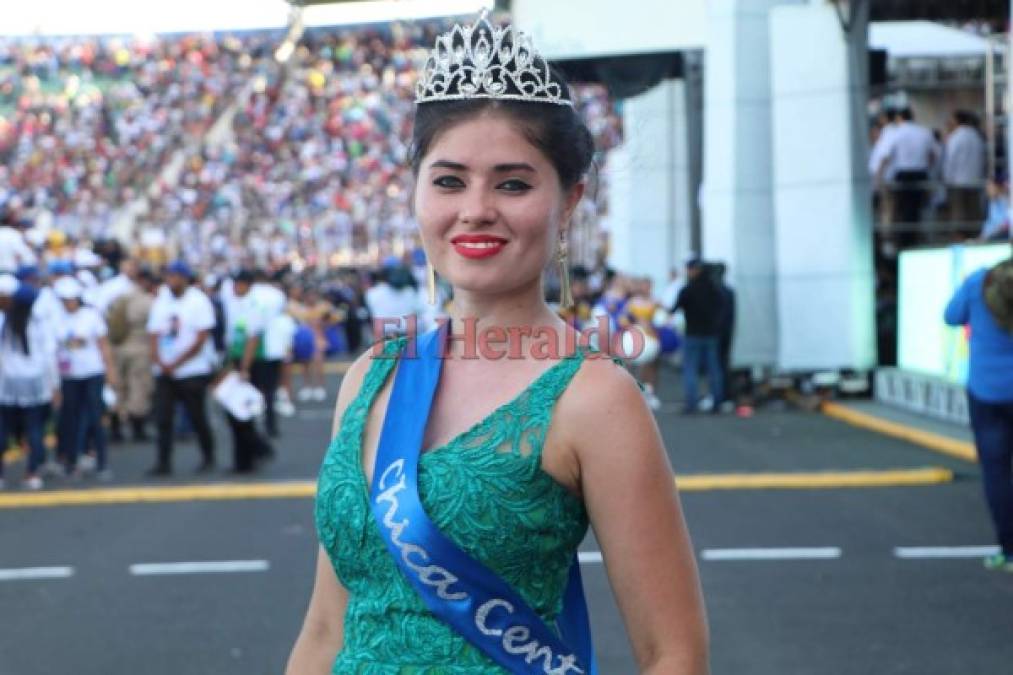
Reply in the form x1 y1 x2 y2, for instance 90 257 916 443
287 10 709 675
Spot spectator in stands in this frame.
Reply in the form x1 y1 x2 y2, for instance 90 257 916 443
944 111 987 230
944 258 1013 573
0 207 36 273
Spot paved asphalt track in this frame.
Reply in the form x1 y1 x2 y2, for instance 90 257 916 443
1 365 1011 675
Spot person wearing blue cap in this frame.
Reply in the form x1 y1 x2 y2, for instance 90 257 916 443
0 277 58 490
146 261 217 475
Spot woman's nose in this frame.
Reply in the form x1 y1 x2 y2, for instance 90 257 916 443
458 187 497 225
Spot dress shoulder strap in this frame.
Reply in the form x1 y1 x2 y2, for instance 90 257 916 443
357 336 408 401
333 336 408 442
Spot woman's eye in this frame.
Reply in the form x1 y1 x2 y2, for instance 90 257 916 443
498 179 532 192
433 175 465 189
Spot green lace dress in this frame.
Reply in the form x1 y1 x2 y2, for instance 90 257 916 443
315 336 596 673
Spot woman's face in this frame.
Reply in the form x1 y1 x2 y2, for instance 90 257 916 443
61 297 80 312
414 112 583 300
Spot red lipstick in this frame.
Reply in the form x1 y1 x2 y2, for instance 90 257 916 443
450 234 508 260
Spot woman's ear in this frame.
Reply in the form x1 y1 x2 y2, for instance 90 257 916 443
560 181 586 232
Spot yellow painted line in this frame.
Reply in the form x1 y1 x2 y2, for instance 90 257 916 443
822 402 977 463
0 465 955 509
0 481 317 509
675 466 953 491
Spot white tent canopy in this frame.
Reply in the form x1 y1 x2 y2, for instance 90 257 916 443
869 21 993 59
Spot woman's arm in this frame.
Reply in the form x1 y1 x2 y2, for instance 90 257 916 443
285 546 349 675
567 358 709 674
285 344 377 673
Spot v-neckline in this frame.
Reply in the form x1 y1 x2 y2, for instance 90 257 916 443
418 350 583 456
356 341 585 491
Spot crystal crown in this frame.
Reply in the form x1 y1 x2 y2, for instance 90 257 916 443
415 10 573 108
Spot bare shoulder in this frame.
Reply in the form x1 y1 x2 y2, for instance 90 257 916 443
556 354 655 459
565 353 645 414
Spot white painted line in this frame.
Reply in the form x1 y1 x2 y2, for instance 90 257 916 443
129 560 270 576
0 566 74 581
894 546 1000 559
578 551 603 564
701 547 842 561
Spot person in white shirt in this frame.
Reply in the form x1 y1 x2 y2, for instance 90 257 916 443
0 278 58 490
878 108 938 244
219 269 274 472
364 265 424 340
252 272 293 437
0 217 36 274
146 261 217 476
943 110 987 228
869 110 901 225
52 276 118 479
94 259 139 315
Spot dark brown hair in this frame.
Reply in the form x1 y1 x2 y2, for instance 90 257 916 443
409 93 595 190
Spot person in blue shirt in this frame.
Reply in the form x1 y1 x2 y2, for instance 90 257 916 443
944 257 1013 571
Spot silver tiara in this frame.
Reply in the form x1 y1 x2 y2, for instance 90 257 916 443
415 10 573 108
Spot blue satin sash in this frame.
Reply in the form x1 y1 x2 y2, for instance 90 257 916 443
369 323 598 674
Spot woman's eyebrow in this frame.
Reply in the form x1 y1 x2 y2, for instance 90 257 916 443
492 162 536 173
429 159 467 171
427 160 536 173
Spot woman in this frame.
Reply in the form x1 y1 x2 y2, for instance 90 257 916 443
0 278 58 490
290 285 338 403
288 12 708 673
53 276 118 479
626 276 664 410
944 258 1013 572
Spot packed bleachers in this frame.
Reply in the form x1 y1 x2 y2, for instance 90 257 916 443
1 22 622 269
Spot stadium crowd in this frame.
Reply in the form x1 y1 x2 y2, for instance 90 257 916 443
2 23 621 272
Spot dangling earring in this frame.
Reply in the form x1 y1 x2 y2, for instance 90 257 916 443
426 262 437 306
558 236 573 310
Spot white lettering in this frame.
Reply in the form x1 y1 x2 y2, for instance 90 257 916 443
476 598 513 636
374 459 467 601
502 625 532 653
418 564 468 601
547 654 583 675
401 543 430 572
377 458 405 490
373 460 585 673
